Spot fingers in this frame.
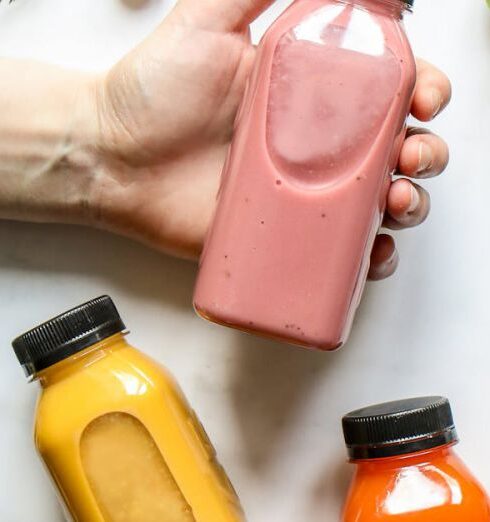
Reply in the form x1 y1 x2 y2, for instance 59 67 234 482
173 0 274 32
398 128 449 179
368 234 399 281
411 59 452 122
384 178 431 230
366 59 450 280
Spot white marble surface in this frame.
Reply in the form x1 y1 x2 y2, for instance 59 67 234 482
0 0 489 521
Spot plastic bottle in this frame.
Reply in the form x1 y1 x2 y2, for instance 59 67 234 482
342 397 490 521
194 0 417 350
12 296 244 522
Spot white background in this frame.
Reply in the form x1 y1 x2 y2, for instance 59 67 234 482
0 0 488 521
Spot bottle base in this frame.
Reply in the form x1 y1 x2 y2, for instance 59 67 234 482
194 303 344 352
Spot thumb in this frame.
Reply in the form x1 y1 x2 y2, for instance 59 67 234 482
172 0 275 32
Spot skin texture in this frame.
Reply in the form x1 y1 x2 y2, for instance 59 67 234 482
0 0 451 280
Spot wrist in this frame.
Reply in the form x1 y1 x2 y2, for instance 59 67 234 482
51 72 105 226
0 60 105 226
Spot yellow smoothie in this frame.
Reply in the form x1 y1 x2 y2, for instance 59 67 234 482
13 296 243 522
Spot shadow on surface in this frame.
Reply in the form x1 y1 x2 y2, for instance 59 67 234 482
120 0 152 10
228 331 340 472
225 274 383 474
310 454 353 519
0 220 196 311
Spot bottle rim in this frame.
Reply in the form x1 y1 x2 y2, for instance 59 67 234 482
344 0 414 13
347 429 459 460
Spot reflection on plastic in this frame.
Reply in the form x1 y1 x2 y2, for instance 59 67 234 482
292 5 344 43
342 7 385 56
112 370 148 396
385 466 463 515
293 4 384 56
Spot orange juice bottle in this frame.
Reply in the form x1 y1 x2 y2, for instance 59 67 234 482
12 296 244 522
342 397 490 521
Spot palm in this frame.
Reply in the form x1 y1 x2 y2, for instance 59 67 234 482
99 19 255 258
93 0 449 281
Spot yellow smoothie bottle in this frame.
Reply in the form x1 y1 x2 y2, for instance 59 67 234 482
12 296 244 522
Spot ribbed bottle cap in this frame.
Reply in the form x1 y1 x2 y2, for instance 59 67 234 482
398 0 414 11
400 0 414 10
383 0 414 10
12 296 125 378
342 397 458 460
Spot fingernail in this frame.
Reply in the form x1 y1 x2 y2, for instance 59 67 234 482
407 184 420 214
417 142 432 173
431 88 442 118
377 248 399 278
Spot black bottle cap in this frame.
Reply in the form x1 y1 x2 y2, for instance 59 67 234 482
342 396 458 460
400 0 414 11
12 296 126 378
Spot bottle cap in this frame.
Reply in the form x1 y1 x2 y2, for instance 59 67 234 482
12 296 126 378
342 396 458 460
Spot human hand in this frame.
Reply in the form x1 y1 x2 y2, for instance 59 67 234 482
89 1 450 279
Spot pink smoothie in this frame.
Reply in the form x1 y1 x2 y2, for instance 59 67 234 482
194 0 416 350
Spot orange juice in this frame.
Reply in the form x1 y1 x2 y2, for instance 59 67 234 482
12 296 244 522
342 397 490 521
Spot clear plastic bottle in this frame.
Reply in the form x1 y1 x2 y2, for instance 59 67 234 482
194 0 417 350
12 296 244 522
342 397 490 521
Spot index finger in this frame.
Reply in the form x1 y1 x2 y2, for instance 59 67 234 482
411 58 452 122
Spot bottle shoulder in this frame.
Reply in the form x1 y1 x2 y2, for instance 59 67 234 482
35 345 181 446
39 343 172 392
343 454 490 520
262 0 414 54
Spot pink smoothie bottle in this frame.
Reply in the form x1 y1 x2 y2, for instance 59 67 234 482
194 0 417 350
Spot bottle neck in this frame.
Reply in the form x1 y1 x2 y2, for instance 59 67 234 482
352 443 458 472
37 332 128 388
341 0 410 18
